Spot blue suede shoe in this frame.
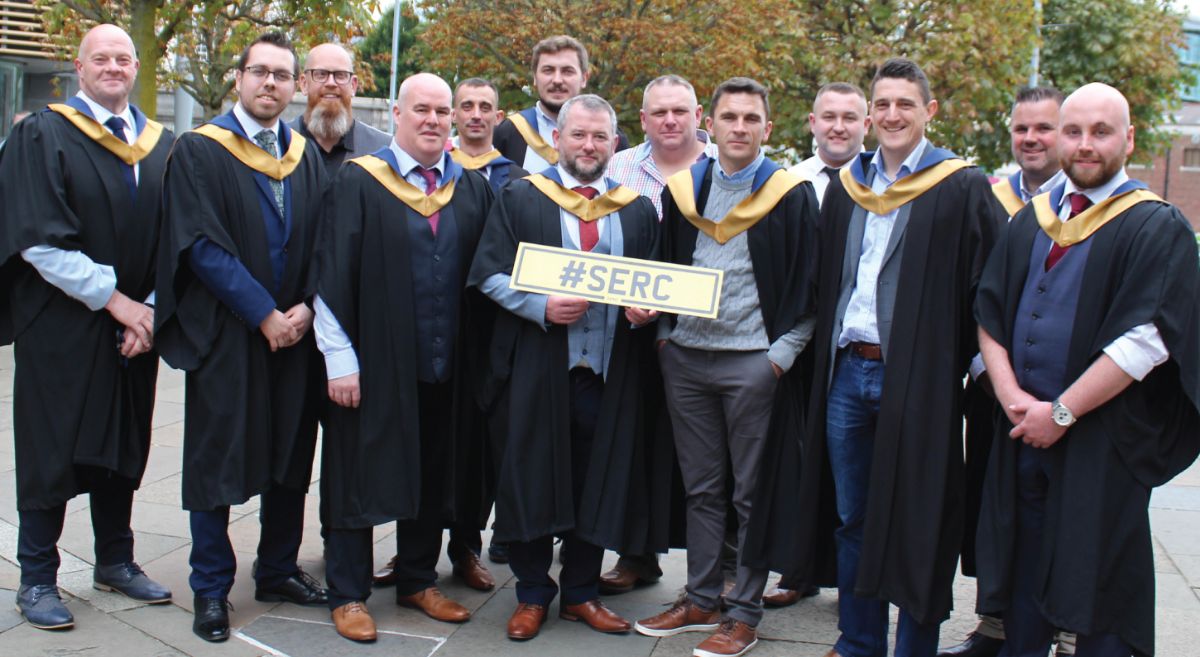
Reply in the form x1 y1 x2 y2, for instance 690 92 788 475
16 583 74 630
94 562 172 603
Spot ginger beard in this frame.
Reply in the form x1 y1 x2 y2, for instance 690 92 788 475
305 91 353 143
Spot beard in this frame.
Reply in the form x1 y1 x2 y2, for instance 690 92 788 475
1062 152 1124 190
306 97 353 142
561 152 607 183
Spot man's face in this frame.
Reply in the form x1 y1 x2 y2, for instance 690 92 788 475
809 91 868 166
1010 98 1060 181
300 45 357 119
705 92 772 171
870 77 936 160
640 84 701 153
75 30 139 111
393 79 452 165
235 43 297 124
533 49 587 113
1058 97 1134 190
453 85 502 144
553 107 615 183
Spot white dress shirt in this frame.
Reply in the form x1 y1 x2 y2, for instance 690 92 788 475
519 102 558 173
787 149 861 209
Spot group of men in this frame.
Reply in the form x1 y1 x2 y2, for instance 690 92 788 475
0 21 1196 657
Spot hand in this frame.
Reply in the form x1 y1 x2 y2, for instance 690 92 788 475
119 327 152 358
106 291 154 354
260 309 300 352
770 361 783 379
328 373 361 408
545 295 589 325
996 385 1039 426
625 307 658 325
283 303 314 344
1008 399 1068 448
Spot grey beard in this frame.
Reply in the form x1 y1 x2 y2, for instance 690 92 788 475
307 103 353 142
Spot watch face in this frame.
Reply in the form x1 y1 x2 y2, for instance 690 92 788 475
1053 407 1072 426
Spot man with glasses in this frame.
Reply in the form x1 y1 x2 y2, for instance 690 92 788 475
290 43 391 178
156 31 328 643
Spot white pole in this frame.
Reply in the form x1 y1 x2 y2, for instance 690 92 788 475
388 0 402 134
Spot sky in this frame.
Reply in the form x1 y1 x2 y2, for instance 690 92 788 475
1178 0 1200 18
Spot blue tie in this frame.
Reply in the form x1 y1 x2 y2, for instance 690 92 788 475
104 116 137 204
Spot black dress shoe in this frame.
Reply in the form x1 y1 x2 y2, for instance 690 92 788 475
488 541 509 564
937 632 1004 657
193 596 230 642
254 568 328 606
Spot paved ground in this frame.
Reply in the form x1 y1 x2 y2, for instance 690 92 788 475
2 344 1199 656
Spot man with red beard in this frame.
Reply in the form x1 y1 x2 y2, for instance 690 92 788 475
291 43 391 178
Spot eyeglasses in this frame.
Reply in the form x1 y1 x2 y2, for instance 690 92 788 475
242 65 295 83
305 69 354 85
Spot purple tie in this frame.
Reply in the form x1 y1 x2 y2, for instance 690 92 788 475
1045 193 1091 271
572 186 599 251
104 116 137 203
417 167 440 236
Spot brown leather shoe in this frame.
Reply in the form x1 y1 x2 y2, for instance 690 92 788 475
694 619 758 657
634 596 721 637
822 650 844 657
331 601 377 642
598 563 641 594
560 599 631 633
451 550 495 592
762 581 800 608
507 603 547 640
372 556 398 586
397 586 470 623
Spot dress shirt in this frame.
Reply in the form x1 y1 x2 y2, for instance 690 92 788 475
605 130 717 219
450 136 495 180
232 101 280 146
519 102 558 173
313 144 447 379
838 138 929 348
19 91 146 311
787 150 861 208
1017 168 1067 204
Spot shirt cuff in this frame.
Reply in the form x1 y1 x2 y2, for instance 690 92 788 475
969 353 987 380
323 347 361 380
1102 323 1169 382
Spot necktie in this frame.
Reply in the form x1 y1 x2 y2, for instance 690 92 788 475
104 116 137 203
822 165 840 178
1045 192 1092 271
572 185 599 251
253 129 285 216
417 167 440 236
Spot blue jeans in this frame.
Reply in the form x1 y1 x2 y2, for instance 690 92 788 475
827 350 939 657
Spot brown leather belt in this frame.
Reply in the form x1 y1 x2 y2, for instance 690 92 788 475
847 341 883 361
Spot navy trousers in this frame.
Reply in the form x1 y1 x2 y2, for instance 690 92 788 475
18 486 134 586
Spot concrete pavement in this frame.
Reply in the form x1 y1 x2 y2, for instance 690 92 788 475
2 345 1199 656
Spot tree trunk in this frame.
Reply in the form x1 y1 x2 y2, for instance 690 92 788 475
129 0 160 118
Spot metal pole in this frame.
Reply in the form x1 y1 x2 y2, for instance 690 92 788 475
388 0 402 134
1029 0 1042 87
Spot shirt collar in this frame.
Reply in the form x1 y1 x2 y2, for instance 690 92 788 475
233 102 279 143
870 137 928 185
535 102 557 131
76 91 136 138
1021 168 1067 200
556 163 607 195
1060 168 1129 211
715 150 765 184
391 141 446 179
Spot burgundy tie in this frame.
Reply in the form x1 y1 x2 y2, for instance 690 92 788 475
417 167 440 236
1045 192 1091 271
572 185 599 251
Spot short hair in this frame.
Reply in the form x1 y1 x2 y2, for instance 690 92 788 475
871 58 931 104
642 74 698 109
531 35 589 76
455 77 500 104
709 77 770 120
1013 85 1064 111
557 94 618 135
238 32 299 77
815 82 866 104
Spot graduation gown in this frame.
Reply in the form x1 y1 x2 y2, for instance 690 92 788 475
155 114 326 511
0 101 172 510
783 150 1004 625
974 188 1200 657
466 172 659 548
658 157 820 569
316 150 495 529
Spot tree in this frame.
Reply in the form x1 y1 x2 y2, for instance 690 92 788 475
356 4 426 99
38 1 377 119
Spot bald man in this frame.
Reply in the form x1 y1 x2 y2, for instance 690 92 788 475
290 43 390 177
974 83 1200 657
0 24 173 630
314 72 495 640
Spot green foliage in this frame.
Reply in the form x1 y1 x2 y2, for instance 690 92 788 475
356 5 426 99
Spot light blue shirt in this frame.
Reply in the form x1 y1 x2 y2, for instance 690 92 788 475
1017 168 1067 204
714 151 765 187
838 138 928 348
520 102 559 173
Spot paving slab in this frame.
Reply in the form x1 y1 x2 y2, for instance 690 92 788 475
241 613 443 656
115 603 264 657
0 590 185 657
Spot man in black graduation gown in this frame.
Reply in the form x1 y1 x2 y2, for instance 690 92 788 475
448 77 529 196
784 59 1003 657
0 23 172 631
974 82 1200 657
315 72 495 641
633 77 818 657
493 35 628 172
155 32 328 642
468 93 659 641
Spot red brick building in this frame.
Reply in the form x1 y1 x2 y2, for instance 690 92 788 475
1136 101 1200 231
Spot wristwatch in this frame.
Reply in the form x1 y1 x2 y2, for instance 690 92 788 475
1051 399 1076 427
